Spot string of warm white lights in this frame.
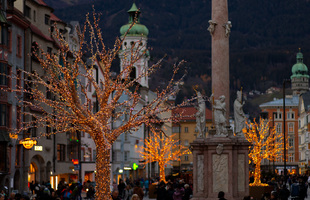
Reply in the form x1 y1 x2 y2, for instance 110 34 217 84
0 10 194 200
243 118 288 186
137 127 191 183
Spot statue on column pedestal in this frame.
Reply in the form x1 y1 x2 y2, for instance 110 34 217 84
234 90 246 137
213 95 227 136
195 91 206 138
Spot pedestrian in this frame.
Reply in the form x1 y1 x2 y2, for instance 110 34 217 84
112 190 121 200
131 194 140 200
118 179 126 199
173 184 184 200
279 185 290 200
133 181 144 200
218 191 226 200
124 185 133 200
166 183 174 200
62 185 71 200
144 179 149 197
183 184 192 200
156 181 167 200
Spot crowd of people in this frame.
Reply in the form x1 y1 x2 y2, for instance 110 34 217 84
0 180 84 200
110 177 192 200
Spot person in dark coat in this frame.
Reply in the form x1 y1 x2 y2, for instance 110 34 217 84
118 179 126 199
183 184 192 200
218 191 226 200
279 185 290 200
133 181 144 200
156 181 167 200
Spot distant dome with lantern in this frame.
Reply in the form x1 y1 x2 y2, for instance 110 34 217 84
120 3 149 37
291 49 309 79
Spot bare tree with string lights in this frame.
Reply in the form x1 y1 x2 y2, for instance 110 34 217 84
137 127 191 183
5 12 192 200
243 118 286 186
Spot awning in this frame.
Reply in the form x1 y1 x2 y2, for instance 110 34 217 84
0 130 10 142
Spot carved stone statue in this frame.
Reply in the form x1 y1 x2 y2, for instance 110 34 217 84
208 20 217 35
195 91 206 138
223 21 232 37
234 90 246 137
213 95 227 136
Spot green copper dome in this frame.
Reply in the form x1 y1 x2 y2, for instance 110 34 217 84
120 3 149 37
291 49 309 79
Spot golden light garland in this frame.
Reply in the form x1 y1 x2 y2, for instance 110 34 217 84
137 127 191 183
243 118 288 186
1 10 193 200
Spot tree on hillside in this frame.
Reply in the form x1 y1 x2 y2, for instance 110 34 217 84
7 12 191 200
137 127 191 183
243 118 285 186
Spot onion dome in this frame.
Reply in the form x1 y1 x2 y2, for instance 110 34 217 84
291 49 309 79
120 3 149 37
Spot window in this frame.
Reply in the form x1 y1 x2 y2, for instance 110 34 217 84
124 132 128 141
184 140 189 146
17 106 21 129
25 6 31 18
124 151 129 161
46 81 52 99
88 148 92 162
184 154 189 161
0 63 8 86
16 69 21 91
299 136 301 145
45 15 50 25
46 122 52 139
17 35 22 57
8 30 11 52
57 144 66 161
31 116 37 137
0 104 7 126
287 112 295 119
15 145 21 167
289 138 294 148
184 127 188 133
0 142 6 172
33 10 36 22
172 127 180 133
93 150 96 161
47 47 52 54
276 123 282 133
288 123 294 133
81 148 85 161
289 153 294 162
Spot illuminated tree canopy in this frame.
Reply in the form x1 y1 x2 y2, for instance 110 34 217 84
137 127 191 183
6 12 191 200
243 118 285 186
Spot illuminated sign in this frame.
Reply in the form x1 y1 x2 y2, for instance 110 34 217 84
20 138 37 149
72 159 79 165
124 167 132 170
133 163 138 170
119 169 123 173
34 146 43 151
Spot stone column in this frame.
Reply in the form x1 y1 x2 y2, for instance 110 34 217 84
211 0 230 121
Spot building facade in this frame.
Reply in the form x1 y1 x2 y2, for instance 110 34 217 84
172 106 212 182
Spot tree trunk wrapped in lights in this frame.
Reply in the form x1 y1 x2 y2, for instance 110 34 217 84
137 127 191 183
242 118 286 186
5 12 192 200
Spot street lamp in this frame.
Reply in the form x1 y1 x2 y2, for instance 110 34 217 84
283 79 291 180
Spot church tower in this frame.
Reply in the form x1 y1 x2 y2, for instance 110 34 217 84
119 3 150 88
291 49 309 95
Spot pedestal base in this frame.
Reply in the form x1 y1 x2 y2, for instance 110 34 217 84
190 134 250 200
